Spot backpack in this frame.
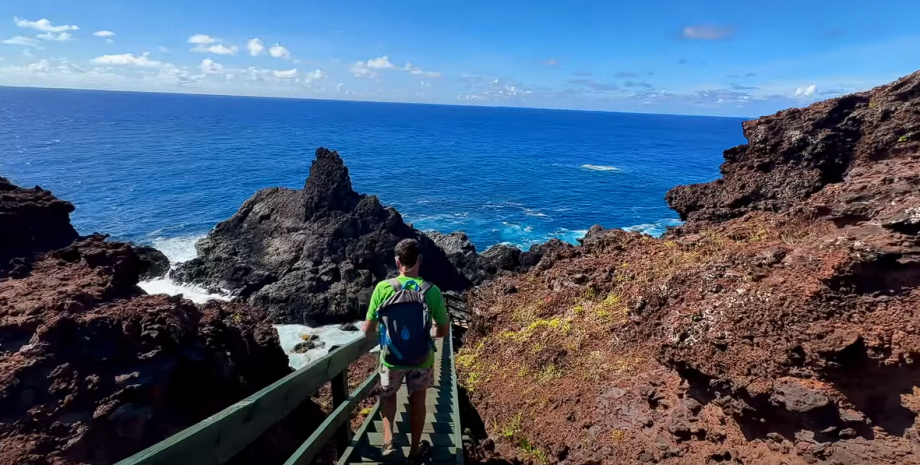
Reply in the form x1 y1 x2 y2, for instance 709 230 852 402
377 278 433 366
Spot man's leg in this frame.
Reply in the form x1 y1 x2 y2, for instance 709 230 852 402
379 366 403 454
406 368 434 457
408 389 427 455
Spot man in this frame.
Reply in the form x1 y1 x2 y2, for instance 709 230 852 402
362 238 450 462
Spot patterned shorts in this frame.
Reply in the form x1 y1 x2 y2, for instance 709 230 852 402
379 365 434 397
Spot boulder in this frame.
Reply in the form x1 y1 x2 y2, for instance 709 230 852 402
293 340 325 353
174 148 472 325
134 245 170 279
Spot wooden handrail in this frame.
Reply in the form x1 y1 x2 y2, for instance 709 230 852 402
116 294 470 465
116 336 377 465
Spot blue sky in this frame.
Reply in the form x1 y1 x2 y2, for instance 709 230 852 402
0 0 918 116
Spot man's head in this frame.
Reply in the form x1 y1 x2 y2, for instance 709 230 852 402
395 238 422 274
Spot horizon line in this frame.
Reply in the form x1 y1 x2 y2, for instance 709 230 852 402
0 83 756 120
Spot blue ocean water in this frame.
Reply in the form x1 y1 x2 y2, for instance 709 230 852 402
0 87 745 253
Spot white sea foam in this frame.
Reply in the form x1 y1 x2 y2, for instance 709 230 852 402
523 208 547 217
137 234 231 303
623 218 683 238
581 164 620 172
275 323 369 370
138 278 231 304
150 235 203 264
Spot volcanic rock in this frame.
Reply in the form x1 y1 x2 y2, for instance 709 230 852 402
0 176 78 273
134 245 170 279
425 231 569 285
460 70 920 465
174 148 472 325
0 178 317 465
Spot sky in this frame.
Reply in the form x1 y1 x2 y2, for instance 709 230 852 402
0 1 918 117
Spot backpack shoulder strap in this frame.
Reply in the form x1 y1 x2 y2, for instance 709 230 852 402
418 281 433 295
387 278 402 293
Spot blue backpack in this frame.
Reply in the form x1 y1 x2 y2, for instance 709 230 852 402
377 278 433 366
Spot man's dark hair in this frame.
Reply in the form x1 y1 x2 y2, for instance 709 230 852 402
395 238 421 268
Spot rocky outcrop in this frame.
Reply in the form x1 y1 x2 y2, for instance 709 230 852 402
667 71 920 223
0 177 78 274
134 246 170 280
174 148 472 325
461 70 920 465
0 180 316 465
426 231 570 285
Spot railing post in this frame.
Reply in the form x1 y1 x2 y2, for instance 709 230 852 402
331 367 351 457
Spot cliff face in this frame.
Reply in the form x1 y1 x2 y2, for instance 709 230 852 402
174 147 474 325
0 177 78 276
0 181 313 465
461 71 920 465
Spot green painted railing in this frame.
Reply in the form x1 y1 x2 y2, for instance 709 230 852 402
116 293 468 465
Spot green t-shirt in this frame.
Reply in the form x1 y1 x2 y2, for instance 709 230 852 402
366 275 449 369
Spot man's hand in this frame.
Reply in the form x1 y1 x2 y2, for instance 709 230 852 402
435 322 449 338
362 319 378 339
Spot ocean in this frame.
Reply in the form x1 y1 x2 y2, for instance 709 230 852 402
0 87 746 252
1 86 746 364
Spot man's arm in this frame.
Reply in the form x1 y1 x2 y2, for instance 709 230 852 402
363 283 383 339
429 287 450 338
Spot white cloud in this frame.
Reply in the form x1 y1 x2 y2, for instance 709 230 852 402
404 62 441 78
795 84 817 97
200 58 223 74
158 46 170 53
192 44 238 55
273 68 297 79
27 59 51 73
336 82 344 91
367 56 395 69
37 32 73 41
93 30 115 38
269 43 291 59
188 34 219 45
350 62 373 77
351 55 442 79
247 38 264 56
2 36 40 47
303 69 325 82
14 17 79 33
91 52 163 68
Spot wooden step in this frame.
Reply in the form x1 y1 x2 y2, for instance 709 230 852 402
365 432 455 448
370 420 455 434
348 444 457 462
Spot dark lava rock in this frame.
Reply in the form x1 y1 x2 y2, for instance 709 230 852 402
134 245 170 279
293 340 325 353
173 148 472 325
425 231 563 285
0 176 78 272
339 322 359 332
0 178 319 465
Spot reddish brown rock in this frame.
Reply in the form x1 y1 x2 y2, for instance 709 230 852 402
0 179 319 465
460 70 920 464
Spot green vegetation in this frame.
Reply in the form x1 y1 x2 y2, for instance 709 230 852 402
500 412 523 439
900 134 910 142
519 437 549 464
